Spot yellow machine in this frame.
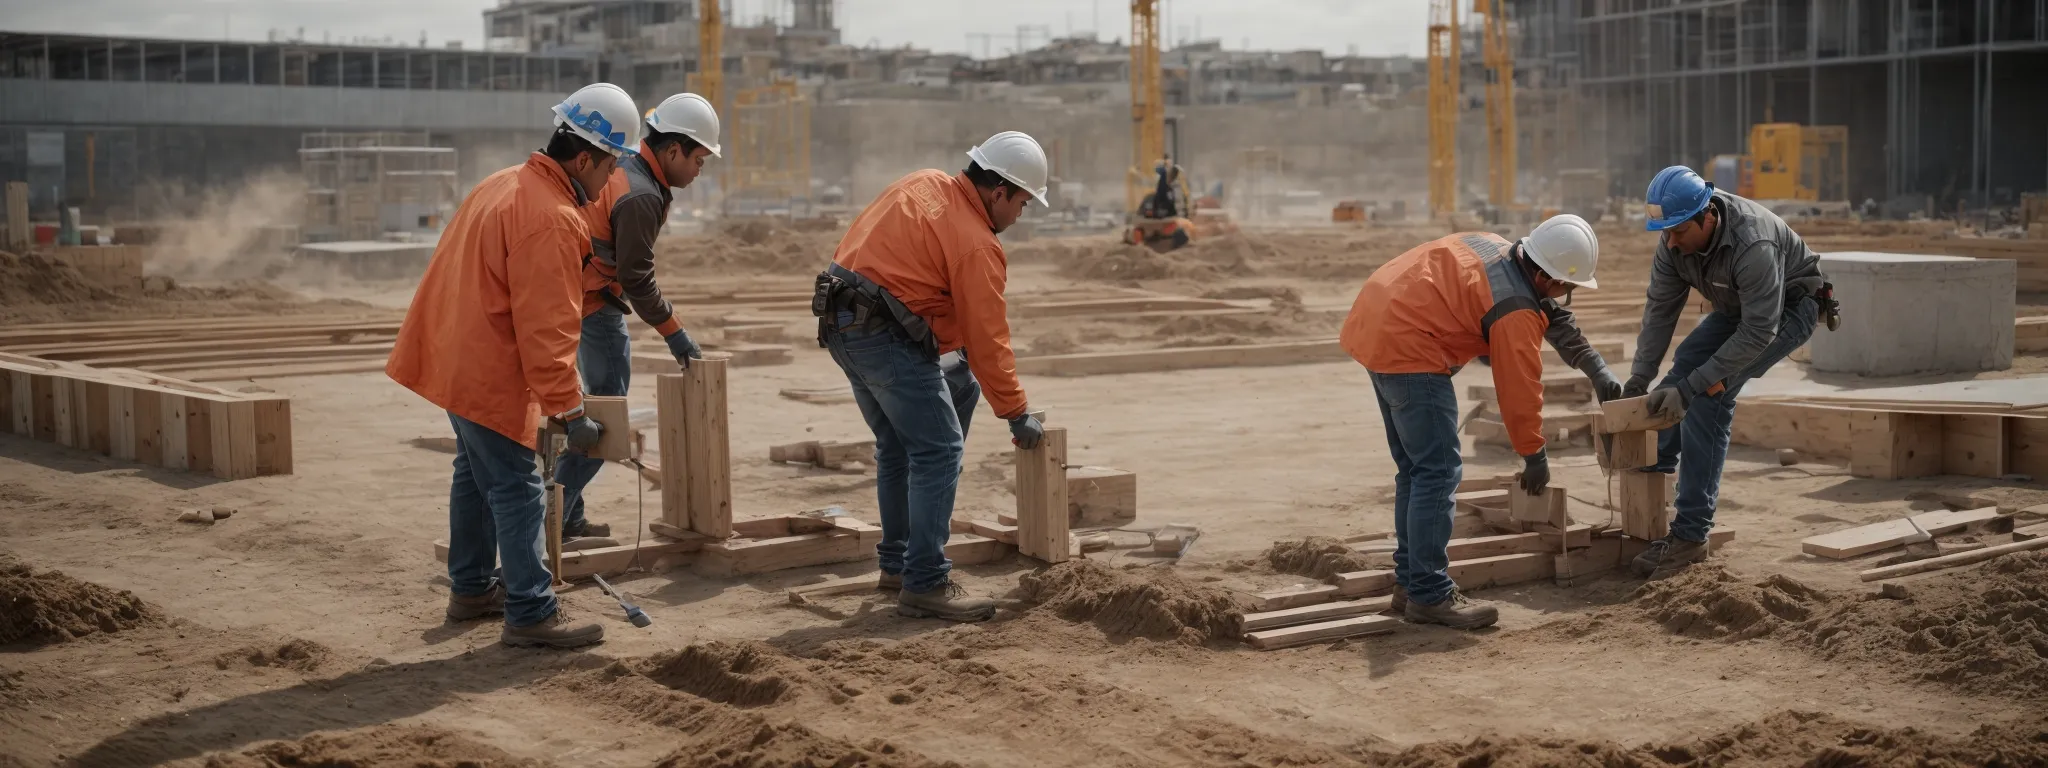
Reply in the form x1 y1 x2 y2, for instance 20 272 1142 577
1476 0 1516 209
1332 200 1367 223
1122 1 1235 252
1426 0 1460 218
1741 123 1847 202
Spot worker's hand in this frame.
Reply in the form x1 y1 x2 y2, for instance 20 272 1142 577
664 328 703 369
1591 369 1624 403
1008 412 1044 450
1519 450 1551 494
1622 375 1652 399
563 415 604 455
1646 385 1688 423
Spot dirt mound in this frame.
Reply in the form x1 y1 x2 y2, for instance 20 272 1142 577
1361 710 2048 767
637 641 800 707
0 559 159 646
1636 565 1834 640
213 638 333 673
0 251 119 306
1018 560 1244 644
197 724 550 767
1264 537 1378 580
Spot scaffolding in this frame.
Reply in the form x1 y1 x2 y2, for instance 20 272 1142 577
299 132 458 242
725 81 812 210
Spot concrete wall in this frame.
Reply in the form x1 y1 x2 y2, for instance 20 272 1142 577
0 79 560 132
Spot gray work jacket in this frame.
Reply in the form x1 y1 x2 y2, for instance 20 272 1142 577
591 152 678 330
1632 190 1826 395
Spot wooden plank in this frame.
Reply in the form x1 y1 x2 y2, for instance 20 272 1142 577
1250 584 1345 612
1446 552 1555 589
28 372 56 442
106 384 135 459
1444 532 1545 560
1618 471 1669 541
1535 523 1596 551
813 440 871 470
1015 427 1071 564
1068 466 1137 527
1455 489 1510 516
2012 416 2048 480
1799 508 2004 559
1940 414 2009 478
554 538 699 580
0 367 12 435
1508 483 1566 526
945 533 1010 566
1859 535 2048 582
694 529 874 577
1466 376 1596 405
1850 410 1944 480
50 374 75 448
581 395 634 461
656 374 689 529
158 393 189 470
182 395 215 475
683 359 732 538
211 399 259 480
1241 596 1394 632
1554 536 1623 585
2012 522 2048 542
1246 615 1400 650
1014 339 1347 377
78 379 111 454
1332 569 1396 596
647 520 714 547
1610 430 1656 470
248 395 293 475
132 388 164 466
1599 396 1681 433
968 519 1019 545
787 573 884 603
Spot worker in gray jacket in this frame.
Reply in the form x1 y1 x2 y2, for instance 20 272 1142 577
555 92 721 539
1623 165 1838 578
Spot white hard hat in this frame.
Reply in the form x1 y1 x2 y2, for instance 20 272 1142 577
645 92 722 158
551 83 640 158
1520 213 1600 289
965 131 1050 207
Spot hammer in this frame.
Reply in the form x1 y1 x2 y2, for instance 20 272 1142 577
590 574 651 628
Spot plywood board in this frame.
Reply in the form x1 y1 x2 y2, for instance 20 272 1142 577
1241 596 1394 632
1940 413 2008 478
1015 427 1071 564
1799 507 2003 559
1245 615 1399 650
581 395 634 461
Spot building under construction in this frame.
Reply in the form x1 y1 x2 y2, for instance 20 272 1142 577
1507 0 2048 210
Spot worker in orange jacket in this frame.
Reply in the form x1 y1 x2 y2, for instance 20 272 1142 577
1339 215 1614 630
386 83 642 650
811 131 1050 623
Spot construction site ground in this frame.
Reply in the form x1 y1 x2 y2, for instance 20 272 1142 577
4 220 2048 766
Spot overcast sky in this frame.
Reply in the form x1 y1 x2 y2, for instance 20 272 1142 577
4 0 1429 57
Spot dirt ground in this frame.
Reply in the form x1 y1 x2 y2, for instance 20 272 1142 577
5 220 2048 767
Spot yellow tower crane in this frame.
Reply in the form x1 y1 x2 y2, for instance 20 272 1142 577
1477 0 1517 209
1126 0 1164 215
1426 0 1460 218
696 0 723 112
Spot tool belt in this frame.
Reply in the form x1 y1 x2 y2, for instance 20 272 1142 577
1787 280 1842 332
812 264 939 359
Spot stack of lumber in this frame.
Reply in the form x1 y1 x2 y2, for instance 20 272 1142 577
2019 316 2048 354
0 353 291 478
1732 383 2048 480
0 313 404 382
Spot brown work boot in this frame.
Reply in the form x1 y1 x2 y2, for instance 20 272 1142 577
1403 590 1499 630
897 580 996 622
566 522 612 538
500 608 605 649
877 571 903 591
1631 535 1710 580
1387 584 1408 616
445 582 505 622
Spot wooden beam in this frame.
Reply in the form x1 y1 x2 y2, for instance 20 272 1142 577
1014 339 1347 377
968 519 1019 544
945 533 1010 566
1446 552 1555 589
1599 396 1680 433
1015 427 1071 564
1799 508 2004 559
1849 410 1943 480
786 573 883 603
1619 470 1669 541
1508 482 1567 527
1067 465 1137 526
248 395 293 475
1940 414 2009 478
1245 615 1399 650
1241 596 1393 632
1609 430 1656 470
1249 584 1345 612
1554 536 1622 585
2014 416 2048 480
1332 569 1395 596
1859 535 2048 582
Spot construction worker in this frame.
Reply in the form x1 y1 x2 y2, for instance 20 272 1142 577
554 92 722 540
387 83 643 649
1624 166 1832 578
810 131 1050 623
1340 215 1614 630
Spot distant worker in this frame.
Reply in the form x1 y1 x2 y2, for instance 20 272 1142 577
554 92 723 541
387 82 643 649
810 131 1051 622
1147 156 1181 219
1623 166 1836 579
1339 215 1617 630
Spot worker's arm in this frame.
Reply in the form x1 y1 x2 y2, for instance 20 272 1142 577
1629 248 1691 384
950 245 1028 419
609 194 684 337
1539 298 1619 395
1685 241 1784 397
506 224 587 418
1487 309 1550 457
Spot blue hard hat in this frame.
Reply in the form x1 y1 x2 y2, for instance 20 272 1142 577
1644 165 1713 231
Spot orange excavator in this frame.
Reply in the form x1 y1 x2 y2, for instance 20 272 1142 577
1122 2 1232 253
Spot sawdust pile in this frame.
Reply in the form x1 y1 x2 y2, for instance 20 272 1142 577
637 641 799 707
0 558 159 646
1264 537 1378 580
657 218 838 274
1360 710 2048 767
213 638 334 673
1018 560 1244 644
195 724 550 768
0 250 118 306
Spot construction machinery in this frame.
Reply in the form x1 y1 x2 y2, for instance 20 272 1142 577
1426 0 1460 218
1706 124 1848 203
1121 1 1234 252
1476 0 1516 210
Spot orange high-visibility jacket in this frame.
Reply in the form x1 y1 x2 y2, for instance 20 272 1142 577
578 141 686 337
387 152 590 450
1340 232 1552 456
831 170 1027 419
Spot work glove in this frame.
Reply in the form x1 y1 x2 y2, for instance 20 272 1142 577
1622 375 1652 399
1519 449 1550 494
560 414 604 455
1591 368 1624 403
1008 412 1045 450
664 328 703 369
1646 385 1688 423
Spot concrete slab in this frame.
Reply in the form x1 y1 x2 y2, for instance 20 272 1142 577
295 240 437 281
1811 251 2016 377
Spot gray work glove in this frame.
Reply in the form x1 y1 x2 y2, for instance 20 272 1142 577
1622 375 1652 399
1519 449 1550 494
1590 368 1623 403
1008 412 1044 450
559 414 604 455
664 328 703 369
1646 385 1688 423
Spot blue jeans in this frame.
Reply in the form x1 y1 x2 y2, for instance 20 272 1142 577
1648 296 1820 542
825 321 980 594
446 412 557 627
1370 371 1463 606
555 307 630 536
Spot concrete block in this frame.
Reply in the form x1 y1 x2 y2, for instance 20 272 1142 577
1811 252 2015 377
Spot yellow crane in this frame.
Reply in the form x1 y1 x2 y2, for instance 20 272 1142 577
1126 0 1164 215
1477 0 1516 209
697 0 723 112
1426 0 1460 218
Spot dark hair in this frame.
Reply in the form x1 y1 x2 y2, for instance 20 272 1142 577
645 128 705 157
543 127 606 163
1688 202 1713 226
963 161 1024 197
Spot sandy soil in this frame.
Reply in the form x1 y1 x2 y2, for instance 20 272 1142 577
4 221 2048 767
